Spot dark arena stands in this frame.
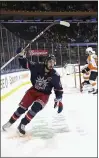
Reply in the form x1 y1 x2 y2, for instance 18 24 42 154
0 1 98 73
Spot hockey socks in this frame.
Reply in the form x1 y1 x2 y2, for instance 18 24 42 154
9 106 26 124
18 102 42 135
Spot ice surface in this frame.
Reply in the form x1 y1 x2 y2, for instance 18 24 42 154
1 73 97 157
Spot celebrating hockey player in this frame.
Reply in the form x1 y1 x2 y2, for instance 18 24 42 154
85 47 98 94
2 48 63 136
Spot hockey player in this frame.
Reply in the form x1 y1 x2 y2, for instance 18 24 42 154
2 49 63 136
81 64 90 90
85 47 98 94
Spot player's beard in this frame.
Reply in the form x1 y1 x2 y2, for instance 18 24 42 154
45 64 54 71
48 65 53 69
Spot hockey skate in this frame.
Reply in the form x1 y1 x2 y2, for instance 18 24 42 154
93 89 98 95
17 123 26 136
88 88 95 93
2 121 12 131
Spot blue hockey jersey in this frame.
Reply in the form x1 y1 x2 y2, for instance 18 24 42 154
19 57 63 99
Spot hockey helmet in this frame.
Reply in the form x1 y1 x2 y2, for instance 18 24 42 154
45 54 56 63
86 47 93 55
44 54 56 70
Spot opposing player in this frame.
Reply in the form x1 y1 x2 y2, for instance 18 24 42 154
2 49 63 136
85 47 98 94
81 64 90 91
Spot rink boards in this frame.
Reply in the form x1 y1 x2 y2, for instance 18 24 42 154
1 70 31 101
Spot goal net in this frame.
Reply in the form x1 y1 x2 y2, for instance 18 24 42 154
64 63 79 75
61 64 82 92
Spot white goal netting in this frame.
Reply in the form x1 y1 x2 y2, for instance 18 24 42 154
55 64 82 92
64 63 79 75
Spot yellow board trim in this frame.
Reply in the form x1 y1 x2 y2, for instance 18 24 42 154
1 81 31 101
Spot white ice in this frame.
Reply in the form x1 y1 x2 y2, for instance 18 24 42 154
1 73 97 157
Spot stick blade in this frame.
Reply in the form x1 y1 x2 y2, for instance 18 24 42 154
60 21 70 27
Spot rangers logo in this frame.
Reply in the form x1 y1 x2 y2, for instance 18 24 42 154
35 76 48 90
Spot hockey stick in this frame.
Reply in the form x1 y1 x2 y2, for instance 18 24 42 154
1 21 70 70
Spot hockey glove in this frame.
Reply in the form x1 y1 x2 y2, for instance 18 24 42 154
16 47 26 58
54 98 63 113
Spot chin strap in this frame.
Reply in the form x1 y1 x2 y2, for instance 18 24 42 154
45 64 51 72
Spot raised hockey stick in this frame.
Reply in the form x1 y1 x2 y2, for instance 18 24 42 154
1 21 70 70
